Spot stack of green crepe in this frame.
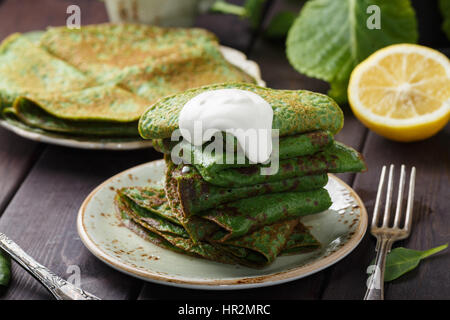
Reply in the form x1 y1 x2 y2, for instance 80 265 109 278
0 24 254 139
114 83 366 267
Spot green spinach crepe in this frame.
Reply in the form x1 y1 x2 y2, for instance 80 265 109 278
114 132 337 266
0 34 145 137
0 24 254 138
3 90 142 136
168 159 329 216
0 33 92 109
115 185 322 267
115 76 365 267
163 158 331 243
154 132 365 187
39 24 254 98
139 83 343 139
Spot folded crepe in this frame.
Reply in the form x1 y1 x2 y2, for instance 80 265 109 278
168 159 329 216
0 33 92 109
116 185 321 267
139 83 344 139
163 158 331 242
0 33 147 137
114 134 363 266
0 24 254 137
3 88 143 136
155 131 365 187
39 24 254 98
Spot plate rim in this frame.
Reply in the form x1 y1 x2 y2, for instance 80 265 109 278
0 45 264 150
77 159 368 290
0 119 154 150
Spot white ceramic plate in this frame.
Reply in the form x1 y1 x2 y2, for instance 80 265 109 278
77 160 367 290
0 46 264 150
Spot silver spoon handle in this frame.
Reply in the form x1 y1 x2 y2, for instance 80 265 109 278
0 232 99 300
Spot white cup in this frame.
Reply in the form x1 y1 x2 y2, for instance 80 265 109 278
103 0 214 27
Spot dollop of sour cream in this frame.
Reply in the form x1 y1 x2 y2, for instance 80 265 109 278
178 89 273 163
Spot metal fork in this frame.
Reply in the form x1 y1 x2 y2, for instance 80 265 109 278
0 233 100 300
364 164 416 300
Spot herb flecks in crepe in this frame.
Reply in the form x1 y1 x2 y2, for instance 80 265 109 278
4 91 142 137
39 24 254 92
203 189 331 242
139 83 344 139
0 34 92 109
157 131 365 187
154 130 334 160
119 80 366 267
163 157 330 243
114 129 336 266
0 34 146 136
191 141 366 187
115 186 321 267
172 163 329 216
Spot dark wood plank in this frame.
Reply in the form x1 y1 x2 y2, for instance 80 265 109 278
0 146 161 299
139 273 325 300
321 126 450 299
0 128 42 215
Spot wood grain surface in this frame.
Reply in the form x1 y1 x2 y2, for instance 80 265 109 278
0 0 448 300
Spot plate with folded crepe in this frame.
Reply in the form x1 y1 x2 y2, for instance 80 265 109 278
77 83 368 289
0 24 263 150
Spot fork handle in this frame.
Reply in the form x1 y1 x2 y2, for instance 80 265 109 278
364 237 391 300
0 233 99 300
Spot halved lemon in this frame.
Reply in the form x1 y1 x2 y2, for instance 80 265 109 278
348 44 450 142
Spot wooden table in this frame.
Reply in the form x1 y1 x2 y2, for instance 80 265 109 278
0 0 448 300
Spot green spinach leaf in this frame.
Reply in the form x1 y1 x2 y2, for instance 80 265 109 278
286 0 418 103
376 244 448 282
439 0 450 40
244 0 267 28
0 249 11 287
266 11 297 39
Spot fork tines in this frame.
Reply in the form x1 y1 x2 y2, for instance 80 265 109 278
372 164 416 231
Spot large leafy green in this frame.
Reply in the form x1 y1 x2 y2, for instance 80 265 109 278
286 0 418 103
439 0 450 40
377 244 448 282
